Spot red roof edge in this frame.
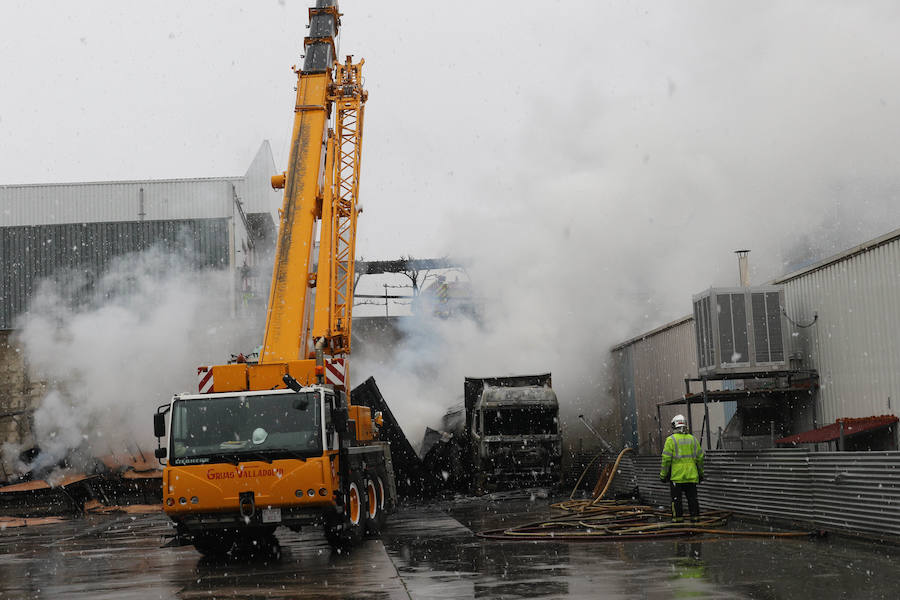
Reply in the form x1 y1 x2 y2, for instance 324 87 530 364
776 415 898 445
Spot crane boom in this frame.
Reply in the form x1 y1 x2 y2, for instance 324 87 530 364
204 0 367 393
312 58 366 357
259 68 330 364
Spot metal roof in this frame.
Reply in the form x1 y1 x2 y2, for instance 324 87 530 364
0 141 282 227
776 415 898 445
773 226 900 285
0 178 233 225
610 315 694 352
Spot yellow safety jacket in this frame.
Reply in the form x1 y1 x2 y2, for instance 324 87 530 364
660 432 704 483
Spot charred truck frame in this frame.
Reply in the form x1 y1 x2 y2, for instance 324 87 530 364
465 374 562 492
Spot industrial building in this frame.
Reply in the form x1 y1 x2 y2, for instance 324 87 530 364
1 141 283 329
610 227 900 455
0 142 283 456
603 228 900 542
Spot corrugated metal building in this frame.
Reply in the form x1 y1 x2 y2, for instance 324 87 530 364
0 141 282 330
0 142 283 456
610 318 726 455
611 227 900 455
776 229 900 425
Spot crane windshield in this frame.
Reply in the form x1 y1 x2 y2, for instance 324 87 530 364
170 392 322 465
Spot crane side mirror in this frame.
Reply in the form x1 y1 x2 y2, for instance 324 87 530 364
153 413 166 438
283 374 310 409
154 447 167 459
283 373 303 392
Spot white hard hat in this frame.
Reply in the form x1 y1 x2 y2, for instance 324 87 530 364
251 427 268 445
671 414 687 430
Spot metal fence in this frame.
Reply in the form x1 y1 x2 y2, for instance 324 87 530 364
614 449 900 538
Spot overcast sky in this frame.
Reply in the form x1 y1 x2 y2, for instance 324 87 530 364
6 0 900 451
3 0 900 328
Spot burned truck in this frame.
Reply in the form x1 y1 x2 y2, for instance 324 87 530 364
464 374 562 492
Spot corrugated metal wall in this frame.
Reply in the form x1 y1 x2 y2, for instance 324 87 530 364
611 319 726 455
777 235 900 424
0 180 233 226
0 141 282 228
623 450 900 538
0 219 231 329
619 345 637 449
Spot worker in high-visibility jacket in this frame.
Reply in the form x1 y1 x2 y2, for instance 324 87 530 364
659 414 704 522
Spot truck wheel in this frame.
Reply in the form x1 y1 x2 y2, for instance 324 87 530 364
376 468 393 512
193 532 237 557
325 478 364 550
364 475 388 535
363 477 383 535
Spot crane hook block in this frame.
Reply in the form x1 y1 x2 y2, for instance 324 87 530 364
271 173 286 189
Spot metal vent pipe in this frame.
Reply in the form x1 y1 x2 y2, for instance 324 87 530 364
735 249 750 287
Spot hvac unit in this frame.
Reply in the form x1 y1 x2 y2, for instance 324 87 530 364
692 286 789 376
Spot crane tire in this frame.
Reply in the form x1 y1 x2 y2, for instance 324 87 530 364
363 475 386 535
325 477 364 550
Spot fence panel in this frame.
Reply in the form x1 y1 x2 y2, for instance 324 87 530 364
621 449 900 537
809 452 900 537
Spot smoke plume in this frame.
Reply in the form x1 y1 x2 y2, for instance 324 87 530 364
352 1 900 450
3 247 261 478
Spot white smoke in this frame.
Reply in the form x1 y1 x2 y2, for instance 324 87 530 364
4 247 262 477
351 1 900 451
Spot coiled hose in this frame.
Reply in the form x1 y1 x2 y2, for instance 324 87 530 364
477 447 819 541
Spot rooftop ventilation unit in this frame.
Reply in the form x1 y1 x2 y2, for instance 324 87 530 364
692 286 789 376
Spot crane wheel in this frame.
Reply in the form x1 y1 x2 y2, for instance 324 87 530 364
348 480 362 526
376 476 385 511
365 474 388 535
192 532 238 557
325 477 364 550
366 479 378 519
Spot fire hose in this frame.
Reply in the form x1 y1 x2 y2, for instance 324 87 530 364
477 447 821 541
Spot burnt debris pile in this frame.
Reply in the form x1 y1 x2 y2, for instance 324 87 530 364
0 446 161 517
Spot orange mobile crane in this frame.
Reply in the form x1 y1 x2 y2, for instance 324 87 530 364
153 0 395 556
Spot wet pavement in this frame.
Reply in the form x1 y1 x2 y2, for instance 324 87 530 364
1 493 899 599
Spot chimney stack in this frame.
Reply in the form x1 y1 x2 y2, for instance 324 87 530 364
735 250 750 287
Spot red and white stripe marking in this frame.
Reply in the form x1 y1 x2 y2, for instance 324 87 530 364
197 366 214 394
325 358 346 387
197 361 344 393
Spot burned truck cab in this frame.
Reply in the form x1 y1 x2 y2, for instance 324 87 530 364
466 374 562 492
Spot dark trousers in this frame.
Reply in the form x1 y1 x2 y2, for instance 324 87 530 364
669 481 700 521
